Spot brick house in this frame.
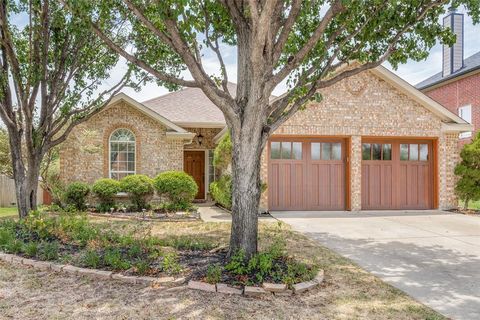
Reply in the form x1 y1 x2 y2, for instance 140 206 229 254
60 66 470 212
416 8 480 147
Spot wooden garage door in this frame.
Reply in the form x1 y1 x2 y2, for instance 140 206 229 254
362 140 433 210
268 138 346 211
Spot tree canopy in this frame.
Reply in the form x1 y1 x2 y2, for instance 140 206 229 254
0 0 133 217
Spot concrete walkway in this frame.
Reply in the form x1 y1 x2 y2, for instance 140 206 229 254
198 205 275 222
271 210 480 320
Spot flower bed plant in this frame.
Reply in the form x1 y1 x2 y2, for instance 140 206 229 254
0 212 317 289
203 238 318 287
0 212 184 276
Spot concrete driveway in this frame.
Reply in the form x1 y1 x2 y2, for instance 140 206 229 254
271 210 480 320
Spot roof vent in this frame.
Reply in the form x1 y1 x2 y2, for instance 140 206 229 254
442 7 464 77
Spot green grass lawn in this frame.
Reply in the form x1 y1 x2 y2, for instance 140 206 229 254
0 207 18 218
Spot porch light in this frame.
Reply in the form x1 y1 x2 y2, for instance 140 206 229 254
197 133 204 145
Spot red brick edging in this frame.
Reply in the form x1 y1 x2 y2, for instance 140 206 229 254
0 251 324 297
0 252 185 287
188 269 325 297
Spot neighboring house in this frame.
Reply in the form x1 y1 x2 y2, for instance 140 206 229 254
416 8 480 146
59 66 470 212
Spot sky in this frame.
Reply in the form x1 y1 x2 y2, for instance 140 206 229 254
2 6 480 110
114 6 480 102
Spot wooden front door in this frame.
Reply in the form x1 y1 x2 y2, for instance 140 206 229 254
362 139 433 210
184 151 205 200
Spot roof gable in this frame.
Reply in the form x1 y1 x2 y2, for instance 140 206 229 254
142 84 235 127
106 93 195 140
370 66 470 130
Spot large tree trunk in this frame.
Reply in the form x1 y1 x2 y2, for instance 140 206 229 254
228 104 267 259
9 132 42 218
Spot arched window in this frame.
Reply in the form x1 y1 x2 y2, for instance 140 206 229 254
109 128 135 179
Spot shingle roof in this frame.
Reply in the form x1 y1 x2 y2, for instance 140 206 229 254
415 51 480 89
142 83 237 126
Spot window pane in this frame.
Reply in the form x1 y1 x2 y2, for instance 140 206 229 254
111 143 119 152
332 143 341 160
127 162 135 171
281 142 292 159
311 143 320 160
419 144 428 161
292 142 302 160
400 144 409 160
127 143 135 152
321 143 331 160
128 153 135 162
110 151 118 161
382 144 392 160
111 173 118 180
118 143 127 152
117 162 128 171
372 144 382 160
270 142 280 159
409 144 418 161
362 144 371 160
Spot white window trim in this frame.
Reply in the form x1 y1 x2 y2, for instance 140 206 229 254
109 129 137 179
458 105 472 139
207 149 216 191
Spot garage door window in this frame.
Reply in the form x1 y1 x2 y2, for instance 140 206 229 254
400 144 429 161
312 142 341 160
362 143 391 160
271 142 302 160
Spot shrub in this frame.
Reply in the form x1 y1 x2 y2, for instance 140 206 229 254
120 175 154 211
154 171 198 210
92 178 121 211
64 182 90 211
455 132 480 209
103 247 131 270
225 249 247 275
23 242 39 257
209 174 232 210
0 228 16 250
206 264 222 284
4 239 23 254
133 260 151 275
161 252 182 275
82 249 101 268
38 241 59 260
213 133 232 171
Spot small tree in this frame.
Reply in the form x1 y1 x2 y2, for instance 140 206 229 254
454 133 480 209
0 0 133 218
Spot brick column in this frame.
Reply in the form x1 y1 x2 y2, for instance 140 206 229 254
350 135 362 211
438 132 459 209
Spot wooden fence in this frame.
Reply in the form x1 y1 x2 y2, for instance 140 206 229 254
0 175 43 207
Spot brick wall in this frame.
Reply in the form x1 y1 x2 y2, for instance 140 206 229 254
422 72 480 147
183 127 222 150
260 70 460 211
59 101 187 184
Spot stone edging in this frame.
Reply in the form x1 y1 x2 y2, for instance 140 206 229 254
87 212 200 222
0 252 185 287
0 251 324 298
188 269 325 297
